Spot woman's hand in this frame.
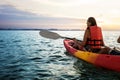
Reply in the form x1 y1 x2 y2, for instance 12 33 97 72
117 36 120 43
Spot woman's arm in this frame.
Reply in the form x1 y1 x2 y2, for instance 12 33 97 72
81 29 89 46
101 38 105 46
101 30 105 46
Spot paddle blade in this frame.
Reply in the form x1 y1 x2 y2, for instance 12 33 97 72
39 30 62 39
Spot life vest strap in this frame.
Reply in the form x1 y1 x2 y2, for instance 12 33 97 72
87 39 103 46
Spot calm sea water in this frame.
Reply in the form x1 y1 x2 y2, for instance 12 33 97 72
0 30 120 80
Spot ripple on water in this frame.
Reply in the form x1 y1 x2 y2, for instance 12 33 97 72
29 57 42 60
49 55 62 59
13 40 22 43
0 40 4 43
0 43 6 48
29 57 43 63
53 51 61 54
36 49 47 52
36 72 53 78
59 58 71 61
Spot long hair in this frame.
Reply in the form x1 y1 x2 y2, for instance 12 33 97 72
87 17 97 26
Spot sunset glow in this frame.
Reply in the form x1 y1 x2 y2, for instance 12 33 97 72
0 0 120 30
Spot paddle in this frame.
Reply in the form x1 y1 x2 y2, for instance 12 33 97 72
39 30 73 40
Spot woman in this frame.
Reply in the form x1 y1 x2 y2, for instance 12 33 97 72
73 17 105 52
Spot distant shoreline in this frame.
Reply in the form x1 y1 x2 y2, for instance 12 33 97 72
0 28 82 31
0 28 119 31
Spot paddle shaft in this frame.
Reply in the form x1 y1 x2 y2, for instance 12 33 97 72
40 30 73 39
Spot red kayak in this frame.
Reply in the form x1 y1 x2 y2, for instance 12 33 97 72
64 39 120 72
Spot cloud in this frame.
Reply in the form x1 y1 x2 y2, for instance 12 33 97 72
0 5 85 29
1 0 120 19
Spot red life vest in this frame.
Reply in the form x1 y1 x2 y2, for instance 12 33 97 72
87 26 103 49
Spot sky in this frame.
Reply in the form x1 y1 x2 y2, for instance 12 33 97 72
0 0 120 30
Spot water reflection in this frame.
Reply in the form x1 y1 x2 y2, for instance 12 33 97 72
72 57 120 80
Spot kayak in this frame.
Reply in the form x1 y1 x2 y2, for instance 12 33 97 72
64 39 120 72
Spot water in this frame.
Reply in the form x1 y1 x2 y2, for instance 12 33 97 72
0 30 120 80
